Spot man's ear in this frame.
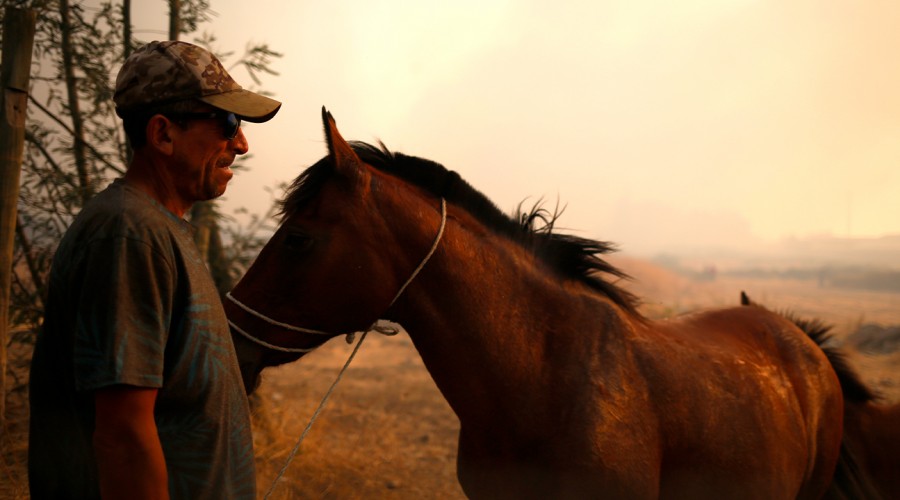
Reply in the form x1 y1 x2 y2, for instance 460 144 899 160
146 115 176 155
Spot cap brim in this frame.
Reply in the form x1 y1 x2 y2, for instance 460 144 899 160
200 89 282 123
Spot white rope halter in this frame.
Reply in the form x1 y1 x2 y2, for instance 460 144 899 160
226 197 447 352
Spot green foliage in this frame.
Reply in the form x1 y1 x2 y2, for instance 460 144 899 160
174 0 213 35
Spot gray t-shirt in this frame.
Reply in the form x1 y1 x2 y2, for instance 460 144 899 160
28 179 255 500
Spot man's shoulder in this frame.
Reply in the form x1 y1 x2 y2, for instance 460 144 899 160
51 181 192 272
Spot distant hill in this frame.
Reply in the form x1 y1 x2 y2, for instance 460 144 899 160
771 234 900 269
641 234 900 294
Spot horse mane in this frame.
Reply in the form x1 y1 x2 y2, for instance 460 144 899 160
740 292 878 404
281 141 641 316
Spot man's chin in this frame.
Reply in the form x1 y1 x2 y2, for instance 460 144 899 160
202 184 229 201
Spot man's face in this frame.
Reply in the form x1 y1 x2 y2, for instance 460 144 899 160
170 109 249 203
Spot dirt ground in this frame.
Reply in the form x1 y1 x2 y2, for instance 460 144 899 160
3 256 899 499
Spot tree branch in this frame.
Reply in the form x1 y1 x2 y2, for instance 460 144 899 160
28 95 126 176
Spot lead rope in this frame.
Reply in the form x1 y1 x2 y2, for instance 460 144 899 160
256 198 447 499
262 330 369 500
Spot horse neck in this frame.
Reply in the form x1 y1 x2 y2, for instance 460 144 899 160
389 227 631 431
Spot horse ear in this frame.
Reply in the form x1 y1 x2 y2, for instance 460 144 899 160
321 107 367 186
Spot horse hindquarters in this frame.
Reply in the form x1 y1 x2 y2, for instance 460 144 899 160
649 309 847 500
777 332 846 500
784 313 886 500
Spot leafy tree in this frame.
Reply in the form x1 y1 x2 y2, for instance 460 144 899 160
1 0 282 328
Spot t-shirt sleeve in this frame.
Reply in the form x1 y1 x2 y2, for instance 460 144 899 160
73 235 175 391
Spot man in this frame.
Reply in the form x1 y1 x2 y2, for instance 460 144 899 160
28 40 281 500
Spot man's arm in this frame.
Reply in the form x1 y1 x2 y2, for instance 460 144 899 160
93 386 169 500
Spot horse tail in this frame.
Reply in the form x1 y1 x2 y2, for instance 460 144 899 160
740 292 885 499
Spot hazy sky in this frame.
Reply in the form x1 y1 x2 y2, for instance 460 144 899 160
130 1 900 255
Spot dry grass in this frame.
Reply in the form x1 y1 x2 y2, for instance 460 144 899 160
2 328 34 500
249 334 464 499
2 256 899 498
0 399 29 500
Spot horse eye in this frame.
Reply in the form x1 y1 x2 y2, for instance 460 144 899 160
283 232 313 252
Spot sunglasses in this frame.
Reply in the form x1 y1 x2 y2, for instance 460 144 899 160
166 111 242 140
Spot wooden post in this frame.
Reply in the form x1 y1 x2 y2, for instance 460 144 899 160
0 8 37 427
169 0 181 40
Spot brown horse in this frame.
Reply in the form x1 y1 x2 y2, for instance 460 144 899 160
227 108 857 499
843 400 900 499
741 292 893 499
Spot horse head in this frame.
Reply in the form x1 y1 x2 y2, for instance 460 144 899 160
226 107 444 393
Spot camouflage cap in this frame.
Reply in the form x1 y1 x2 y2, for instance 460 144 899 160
114 40 281 123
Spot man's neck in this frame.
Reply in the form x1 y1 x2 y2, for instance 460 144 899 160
123 158 192 218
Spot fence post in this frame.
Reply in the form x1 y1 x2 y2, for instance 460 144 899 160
0 7 37 428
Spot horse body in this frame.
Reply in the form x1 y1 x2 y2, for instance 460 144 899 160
227 109 853 499
389 246 662 497
392 258 841 498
